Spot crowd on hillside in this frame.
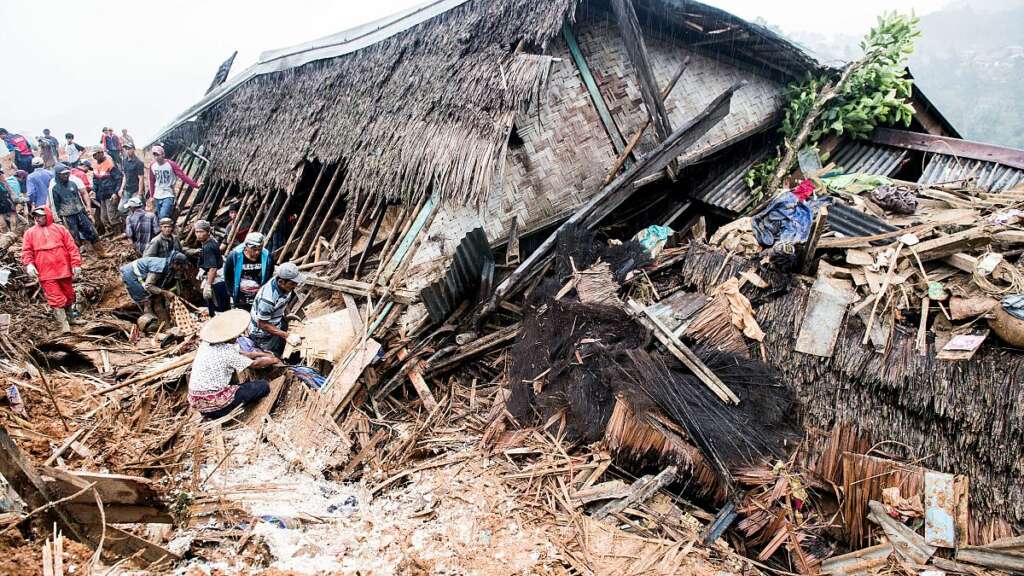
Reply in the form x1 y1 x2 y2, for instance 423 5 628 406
5 125 306 420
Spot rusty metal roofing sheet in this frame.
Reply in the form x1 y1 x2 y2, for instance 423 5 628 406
830 140 908 177
918 154 1024 192
692 148 770 214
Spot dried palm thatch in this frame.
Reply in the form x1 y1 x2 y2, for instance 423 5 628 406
169 0 577 207
673 242 1024 531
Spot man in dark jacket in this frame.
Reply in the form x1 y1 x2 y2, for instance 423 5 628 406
50 164 99 251
0 129 35 173
223 232 274 311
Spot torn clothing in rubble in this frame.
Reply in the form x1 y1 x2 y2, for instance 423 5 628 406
751 189 826 248
187 340 269 417
248 278 295 356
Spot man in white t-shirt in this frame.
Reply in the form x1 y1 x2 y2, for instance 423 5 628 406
147 145 202 220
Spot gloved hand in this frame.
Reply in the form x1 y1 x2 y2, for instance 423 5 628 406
202 284 214 300
286 334 302 347
72 267 81 279
26 264 38 279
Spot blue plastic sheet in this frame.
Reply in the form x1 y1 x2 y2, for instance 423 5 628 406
751 191 823 247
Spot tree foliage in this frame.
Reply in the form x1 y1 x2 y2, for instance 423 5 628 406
747 12 920 199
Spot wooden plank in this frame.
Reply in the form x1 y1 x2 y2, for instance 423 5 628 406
628 299 739 404
41 468 161 506
83 523 180 567
908 226 990 262
378 194 437 286
303 276 417 304
64 503 172 524
795 276 855 358
407 363 438 411
327 338 383 418
563 23 628 155
425 323 521 376
592 465 676 520
871 127 1024 171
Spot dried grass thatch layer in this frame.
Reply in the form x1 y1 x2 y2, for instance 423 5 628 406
675 242 1024 528
171 0 576 205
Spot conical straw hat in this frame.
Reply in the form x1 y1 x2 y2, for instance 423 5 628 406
199 309 250 344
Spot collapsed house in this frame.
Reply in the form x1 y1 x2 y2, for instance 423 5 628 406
3 0 1024 573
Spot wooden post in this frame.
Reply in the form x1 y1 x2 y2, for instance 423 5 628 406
612 0 673 144
563 23 628 155
354 198 386 279
278 163 329 260
265 163 307 250
293 163 345 262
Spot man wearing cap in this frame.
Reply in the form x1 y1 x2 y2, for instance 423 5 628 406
248 262 304 357
223 232 274 311
118 143 145 213
119 251 190 316
25 158 52 210
49 164 99 251
194 220 228 315
188 309 278 419
144 217 184 258
22 206 83 333
124 197 158 254
148 145 202 220
90 148 123 230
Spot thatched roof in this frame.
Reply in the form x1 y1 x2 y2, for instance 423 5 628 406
677 243 1024 532
154 0 820 208
158 0 577 204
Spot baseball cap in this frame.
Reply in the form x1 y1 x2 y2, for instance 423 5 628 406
125 197 143 208
159 217 174 226
31 206 46 216
31 157 43 167
276 262 304 284
243 232 265 248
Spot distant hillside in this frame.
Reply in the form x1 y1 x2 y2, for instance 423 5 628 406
908 0 1024 148
786 0 1024 149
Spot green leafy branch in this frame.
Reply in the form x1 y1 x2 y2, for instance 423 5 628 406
747 12 920 202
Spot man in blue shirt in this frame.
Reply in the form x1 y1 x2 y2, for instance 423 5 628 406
25 158 52 210
248 262 304 357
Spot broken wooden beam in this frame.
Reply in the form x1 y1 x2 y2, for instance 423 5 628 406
483 83 741 317
611 0 673 145
303 276 417 304
627 299 739 404
425 323 521 376
908 226 990 262
592 465 676 520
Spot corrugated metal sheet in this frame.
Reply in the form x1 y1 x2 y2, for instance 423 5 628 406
918 154 1024 192
826 202 898 244
420 228 494 323
692 148 769 214
830 141 908 177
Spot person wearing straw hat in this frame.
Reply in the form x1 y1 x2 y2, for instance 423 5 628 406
189 309 278 419
248 262 303 357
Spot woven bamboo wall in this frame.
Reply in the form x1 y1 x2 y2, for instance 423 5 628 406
405 12 785 287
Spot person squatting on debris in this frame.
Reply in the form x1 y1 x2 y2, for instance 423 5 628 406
49 163 100 251
148 145 202 220
22 206 84 333
0 128 35 173
119 251 189 317
124 197 158 255
144 218 184 258
90 147 123 231
188 309 278 420
247 262 303 357
223 232 274 312
119 143 145 213
194 220 228 315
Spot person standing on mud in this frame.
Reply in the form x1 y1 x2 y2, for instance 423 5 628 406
49 163 99 252
194 220 228 315
25 158 51 210
119 143 145 213
144 217 184 258
0 129 35 173
124 197 159 255
22 206 84 333
37 129 60 168
148 145 202 220
90 147 123 231
223 232 273 312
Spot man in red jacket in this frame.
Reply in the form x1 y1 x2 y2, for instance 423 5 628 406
22 206 84 333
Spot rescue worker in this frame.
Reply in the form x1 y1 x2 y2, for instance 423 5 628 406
194 220 228 315
119 251 190 317
21 206 83 333
223 232 274 311
247 262 304 357
188 309 278 420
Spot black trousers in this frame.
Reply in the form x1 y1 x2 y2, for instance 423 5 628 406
201 380 270 420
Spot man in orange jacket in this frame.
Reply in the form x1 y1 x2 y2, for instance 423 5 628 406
22 206 84 333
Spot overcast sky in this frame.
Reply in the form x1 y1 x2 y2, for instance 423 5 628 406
0 0 951 146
